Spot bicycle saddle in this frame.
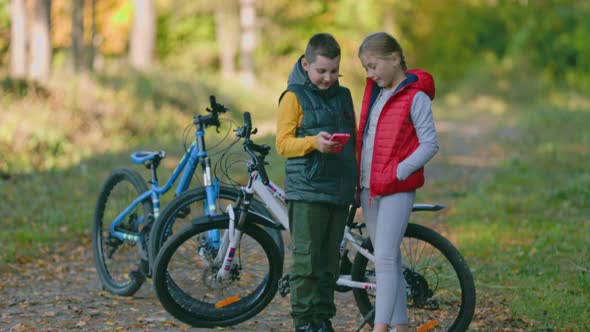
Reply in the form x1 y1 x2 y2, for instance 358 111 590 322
131 151 166 165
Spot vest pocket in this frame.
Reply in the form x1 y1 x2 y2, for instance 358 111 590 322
305 151 325 181
376 157 399 193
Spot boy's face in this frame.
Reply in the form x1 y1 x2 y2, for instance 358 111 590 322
302 55 340 90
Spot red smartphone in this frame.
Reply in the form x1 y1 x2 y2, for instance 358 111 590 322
328 133 351 153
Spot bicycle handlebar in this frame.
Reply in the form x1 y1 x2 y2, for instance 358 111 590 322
193 95 228 128
240 112 270 185
208 95 228 114
243 112 252 136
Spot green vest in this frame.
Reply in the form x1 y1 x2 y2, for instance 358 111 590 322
282 84 358 205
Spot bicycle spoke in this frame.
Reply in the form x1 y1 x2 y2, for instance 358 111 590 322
351 223 475 331
153 218 282 327
166 227 270 306
93 168 151 296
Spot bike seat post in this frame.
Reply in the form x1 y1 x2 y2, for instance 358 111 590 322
346 204 358 227
149 160 159 185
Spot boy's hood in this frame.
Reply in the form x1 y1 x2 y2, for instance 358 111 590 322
287 55 310 87
287 55 341 95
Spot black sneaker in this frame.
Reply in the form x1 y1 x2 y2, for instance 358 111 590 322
294 323 315 332
316 320 335 332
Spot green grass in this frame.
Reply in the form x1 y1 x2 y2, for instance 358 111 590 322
0 66 286 262
439 104 590 330
1 66 588 330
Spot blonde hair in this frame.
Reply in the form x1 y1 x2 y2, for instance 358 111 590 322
358 32 407 70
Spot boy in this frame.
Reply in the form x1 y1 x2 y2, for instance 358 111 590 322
276 33 358 332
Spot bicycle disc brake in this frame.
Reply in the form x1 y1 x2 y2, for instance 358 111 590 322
106 236 123 258
404 268 438 309
115 213 138 232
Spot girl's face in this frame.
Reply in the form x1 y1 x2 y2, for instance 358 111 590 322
302 55 341 90
360 52 403 90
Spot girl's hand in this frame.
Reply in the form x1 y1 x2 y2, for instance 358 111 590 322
316 131 341 153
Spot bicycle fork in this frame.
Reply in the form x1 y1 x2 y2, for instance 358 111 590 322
213 205 243 281
201 201 253 310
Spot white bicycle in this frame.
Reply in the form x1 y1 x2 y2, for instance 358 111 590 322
150 112 476 331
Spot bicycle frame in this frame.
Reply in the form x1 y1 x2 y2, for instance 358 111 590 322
215 168 445 291
212 170 377 290
108 114 222 244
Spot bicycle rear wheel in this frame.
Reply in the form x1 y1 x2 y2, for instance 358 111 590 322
152 217 282 327
351 223 475 332
93 168 153 296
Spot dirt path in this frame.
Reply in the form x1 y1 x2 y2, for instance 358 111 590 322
0 114 510 331
0 238 366 332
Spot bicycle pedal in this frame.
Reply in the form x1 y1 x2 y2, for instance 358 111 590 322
278 274 290 297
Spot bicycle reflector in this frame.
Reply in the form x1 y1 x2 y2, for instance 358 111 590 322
215 295 241 309
417 320 439 332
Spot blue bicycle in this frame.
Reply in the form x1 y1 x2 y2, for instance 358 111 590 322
92 96 280 296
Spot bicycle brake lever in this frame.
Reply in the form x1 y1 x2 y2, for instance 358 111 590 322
235 126 245 138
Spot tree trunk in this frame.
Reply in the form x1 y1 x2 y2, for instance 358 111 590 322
88 0 97 71
10 0 27 78
71 0 84 72
129 0 155 70
29 0 52 82
214 0 239 79
239 0 257 87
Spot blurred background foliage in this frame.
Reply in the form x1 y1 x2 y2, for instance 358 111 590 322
1 2 588 329
1 0 589 88
1 0 589 176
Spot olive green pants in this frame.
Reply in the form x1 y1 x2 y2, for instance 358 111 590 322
288 200 348 327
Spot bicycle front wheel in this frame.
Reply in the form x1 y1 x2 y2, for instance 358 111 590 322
93 168 153 296
149 186 284 271
152 217 282 327
351 223 475 332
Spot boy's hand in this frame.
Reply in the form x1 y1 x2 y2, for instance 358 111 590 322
316 131 341 153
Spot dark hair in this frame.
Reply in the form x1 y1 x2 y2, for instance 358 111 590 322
358 32 407 70
304 33 341 63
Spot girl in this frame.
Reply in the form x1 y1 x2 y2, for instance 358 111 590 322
356 32 439 332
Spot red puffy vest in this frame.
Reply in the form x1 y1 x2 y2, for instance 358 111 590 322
356 69 435 197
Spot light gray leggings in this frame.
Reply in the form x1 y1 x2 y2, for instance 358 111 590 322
360 189 416 326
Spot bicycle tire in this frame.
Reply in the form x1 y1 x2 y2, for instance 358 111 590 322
148 186 284 272
351 223 475 332
152 217 282 327
93 168 153 296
